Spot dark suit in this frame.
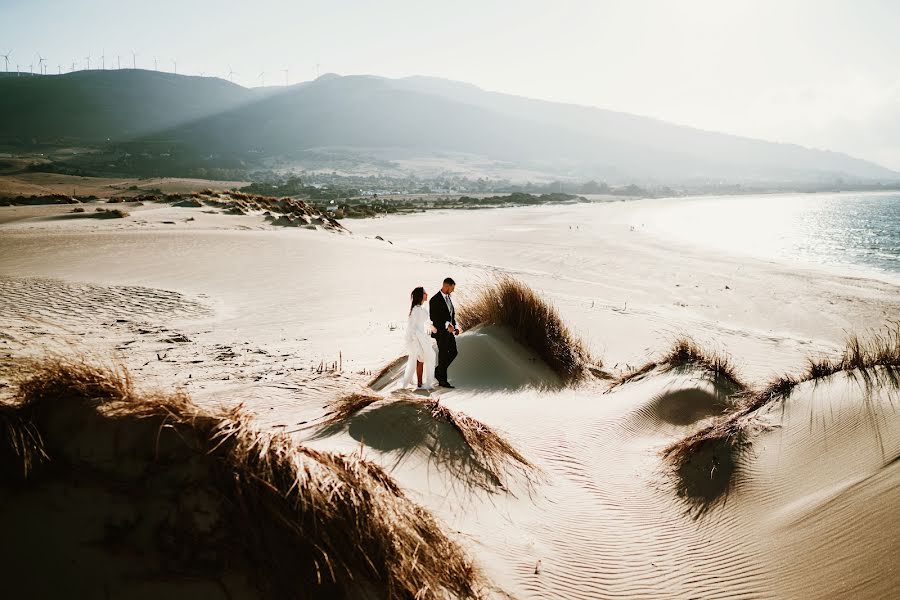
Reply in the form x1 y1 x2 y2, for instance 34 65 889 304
429 291 458 384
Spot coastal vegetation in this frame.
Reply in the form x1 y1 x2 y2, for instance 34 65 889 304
615 336 747 391
315 393 538 491
456 275 596 384
663 323 900 509
1 357 487 599
0 186 589 221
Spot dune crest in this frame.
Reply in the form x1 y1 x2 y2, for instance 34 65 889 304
663 323 900 511
0 357 487 600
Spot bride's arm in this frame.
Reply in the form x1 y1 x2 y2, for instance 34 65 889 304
422 307 437 334
415 306 433 335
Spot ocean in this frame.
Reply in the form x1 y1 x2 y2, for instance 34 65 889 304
639 191 900 280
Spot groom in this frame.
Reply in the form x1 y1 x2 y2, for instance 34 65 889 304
430 277 459 388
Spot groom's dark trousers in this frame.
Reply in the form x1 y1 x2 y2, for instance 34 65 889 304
434 329 458 384
429 291 458 384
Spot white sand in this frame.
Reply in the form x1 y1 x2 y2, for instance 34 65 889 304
1 197 899 598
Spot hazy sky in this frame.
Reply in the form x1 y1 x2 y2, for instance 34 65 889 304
4 0 899 169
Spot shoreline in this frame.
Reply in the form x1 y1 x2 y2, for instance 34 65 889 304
355 194 900 286
347 190 900 287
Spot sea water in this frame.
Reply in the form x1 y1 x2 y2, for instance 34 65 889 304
639 191 900 279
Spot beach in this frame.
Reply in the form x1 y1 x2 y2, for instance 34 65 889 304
1 192 899 598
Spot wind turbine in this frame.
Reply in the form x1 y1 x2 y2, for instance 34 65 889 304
57 64 61 75
131 50 137 69
258 70 265 86
100 50 105 70
227 65 236 82
1 50 11 73
37 53 46 75
282 68 288 86
172 59 177 74
85 53 91 70
71 60 76 72
117 55 121 69
153 57 158 70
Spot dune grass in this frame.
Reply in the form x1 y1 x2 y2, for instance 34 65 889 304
803 325 900 384
616 336 747 391
3 357 486 600
456 275 595 384
0 404 46 481
92 207 129 218
315 392 538 490
315 390 384 432
367 355 409 389
160 190 348 232
423 399 538 488
663 323 900 511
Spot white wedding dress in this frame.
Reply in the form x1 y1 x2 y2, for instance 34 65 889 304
401 304 437 390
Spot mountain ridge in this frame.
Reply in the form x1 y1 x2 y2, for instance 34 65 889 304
0 70 896 184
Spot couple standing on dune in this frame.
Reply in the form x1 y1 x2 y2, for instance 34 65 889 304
402 277 460 391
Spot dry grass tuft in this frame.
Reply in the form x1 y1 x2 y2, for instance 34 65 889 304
3 357 486 599
805 324 900 382
456 275 595 384
0 404 46 481
617 336 746 390
315 393 538 491
423 399 538 488
92 207 129 218
15 357 137 415
367 355 409 389
755 373 801 404
217 410 485 599
315 390 384 432
614 361 658 385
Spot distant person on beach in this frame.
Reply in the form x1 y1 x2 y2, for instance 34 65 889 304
430 277 460 388
402 287 438 390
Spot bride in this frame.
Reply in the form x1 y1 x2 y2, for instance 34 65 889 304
401 286 438 390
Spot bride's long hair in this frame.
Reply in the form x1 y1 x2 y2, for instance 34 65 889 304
409 286 426 315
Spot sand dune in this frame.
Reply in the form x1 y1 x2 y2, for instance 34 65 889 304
0 358 486 600
375 372 773 599
372 325 564 393
0 172 248 199
740 372 900 598
2 197 899 598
